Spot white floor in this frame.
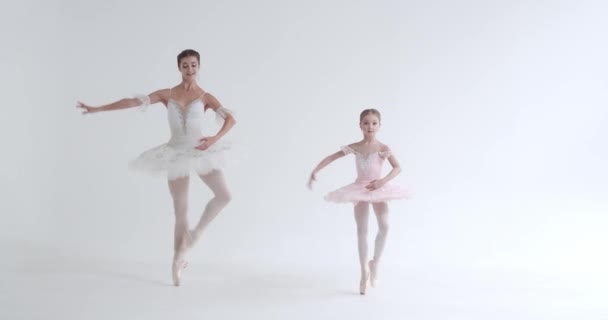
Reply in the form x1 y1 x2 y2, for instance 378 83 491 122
3 244 606 320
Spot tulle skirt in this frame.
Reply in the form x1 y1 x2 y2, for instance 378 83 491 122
324 181 410 203
129 139 231 180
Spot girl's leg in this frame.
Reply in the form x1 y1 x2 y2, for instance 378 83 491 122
167 176 190 286
369 201 389 287
189 170 232 246
354 201 370 294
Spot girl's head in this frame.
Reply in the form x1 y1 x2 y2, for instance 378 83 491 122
177 49 200 80
359 108 381 138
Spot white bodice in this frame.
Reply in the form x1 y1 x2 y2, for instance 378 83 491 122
166 98 205 147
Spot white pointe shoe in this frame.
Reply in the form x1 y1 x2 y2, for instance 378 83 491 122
172 258 188 286
172 234 192 286
359 271 369 295
368 260 378 288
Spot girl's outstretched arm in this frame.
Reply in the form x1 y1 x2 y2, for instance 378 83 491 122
307 150 346 189
77 89 168 114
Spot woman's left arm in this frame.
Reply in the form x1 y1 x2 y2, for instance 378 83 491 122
196 93 236 150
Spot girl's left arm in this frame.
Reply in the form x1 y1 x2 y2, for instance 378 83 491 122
381 153 402 183
366 147 402 191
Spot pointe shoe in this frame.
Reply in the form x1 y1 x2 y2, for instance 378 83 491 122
172 258 188 286
368 260 378 288
359 271 369 295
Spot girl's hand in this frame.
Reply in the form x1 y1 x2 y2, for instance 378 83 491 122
76 101 98 114
195 136 217 150
366 179 385 191
307 172 317 190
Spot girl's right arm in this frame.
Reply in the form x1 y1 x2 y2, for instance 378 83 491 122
77 89 169 114
307 150 346 190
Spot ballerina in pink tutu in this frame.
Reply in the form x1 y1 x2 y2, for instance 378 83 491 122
307 108 409 295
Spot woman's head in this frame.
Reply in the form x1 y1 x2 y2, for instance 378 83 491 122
359 108 381 137
177 49 200 80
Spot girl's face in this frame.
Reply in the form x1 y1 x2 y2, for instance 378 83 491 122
360 114 381 138
179 56 200 80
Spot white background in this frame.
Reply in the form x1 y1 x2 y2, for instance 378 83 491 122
1 0 607 319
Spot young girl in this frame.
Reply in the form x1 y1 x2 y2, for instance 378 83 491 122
77 49 236 286
307 108 409 295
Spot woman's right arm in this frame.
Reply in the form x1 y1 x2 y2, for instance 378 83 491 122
77 89 168 114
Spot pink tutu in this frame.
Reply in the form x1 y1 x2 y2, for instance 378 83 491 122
325 181 410 203
324 146 411 204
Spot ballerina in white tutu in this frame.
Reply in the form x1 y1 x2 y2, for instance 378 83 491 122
308 109 410 295
77 49 236 286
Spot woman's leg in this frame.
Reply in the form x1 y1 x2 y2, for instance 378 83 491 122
189 170 232 246
167 176 190 286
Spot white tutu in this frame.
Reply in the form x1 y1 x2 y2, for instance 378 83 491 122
129 138 231 180
128 93 233 180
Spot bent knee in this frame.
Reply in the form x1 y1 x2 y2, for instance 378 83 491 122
379 224 390 235
217 191 232 204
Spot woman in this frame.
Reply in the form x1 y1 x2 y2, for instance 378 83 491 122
77 49 236 286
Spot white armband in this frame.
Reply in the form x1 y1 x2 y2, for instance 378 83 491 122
215 107 234 122
134 94 151 112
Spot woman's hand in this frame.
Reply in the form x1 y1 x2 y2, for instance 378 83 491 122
195 136 218 150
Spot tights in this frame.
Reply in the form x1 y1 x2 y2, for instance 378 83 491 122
167 170 232 261
353 201 389 277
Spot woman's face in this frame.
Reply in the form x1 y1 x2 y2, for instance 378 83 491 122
179 56 200 80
